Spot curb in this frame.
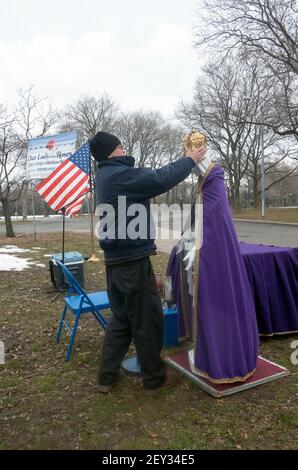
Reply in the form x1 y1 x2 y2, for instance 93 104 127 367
233 218 298 227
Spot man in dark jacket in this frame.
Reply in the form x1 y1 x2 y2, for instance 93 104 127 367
90 131 206 393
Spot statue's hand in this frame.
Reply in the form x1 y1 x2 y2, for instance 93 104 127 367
183 246 196 271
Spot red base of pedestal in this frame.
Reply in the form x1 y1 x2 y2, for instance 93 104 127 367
165 351 289 397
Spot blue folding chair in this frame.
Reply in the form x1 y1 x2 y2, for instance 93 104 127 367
54 260 110 361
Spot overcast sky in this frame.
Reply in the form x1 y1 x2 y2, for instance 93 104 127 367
0 0 205 117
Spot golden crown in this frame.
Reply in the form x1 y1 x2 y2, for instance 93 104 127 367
182 130 207 152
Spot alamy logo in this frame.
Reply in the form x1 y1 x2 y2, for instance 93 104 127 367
0 341 4 365
94 196 204 255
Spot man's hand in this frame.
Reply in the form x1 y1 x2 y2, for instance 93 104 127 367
185 147 206 164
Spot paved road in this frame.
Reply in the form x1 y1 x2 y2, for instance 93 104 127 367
1 216 297 251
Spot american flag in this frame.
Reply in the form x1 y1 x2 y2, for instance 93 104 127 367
36 142 90 216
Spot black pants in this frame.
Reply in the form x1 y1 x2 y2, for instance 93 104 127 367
98 257 166 390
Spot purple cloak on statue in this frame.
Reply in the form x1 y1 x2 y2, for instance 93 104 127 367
167 164 259 383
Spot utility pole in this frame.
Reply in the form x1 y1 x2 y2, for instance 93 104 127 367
260 125 265 220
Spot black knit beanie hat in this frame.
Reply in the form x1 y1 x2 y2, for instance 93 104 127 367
89 131 121 162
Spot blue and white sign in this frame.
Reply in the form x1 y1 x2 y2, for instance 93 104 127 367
25 131 77 180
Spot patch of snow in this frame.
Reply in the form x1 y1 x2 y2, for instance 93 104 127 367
0 244 51 271
0 215 62 221
0 250 48 271
0 215 43 221
0 245 31 254
43 254 52 257
0 254 33 271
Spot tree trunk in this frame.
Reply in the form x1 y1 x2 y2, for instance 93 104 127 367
2 199 15 237
251 165 260 208
233 185 241 212
253 184 260 208
229 184 241 212
44 200 50 217
230 187 236 211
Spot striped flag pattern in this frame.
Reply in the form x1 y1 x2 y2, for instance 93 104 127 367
36 142 90 216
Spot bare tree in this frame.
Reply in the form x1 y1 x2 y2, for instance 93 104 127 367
246 134 297 207
115 111 169 167
265 162 298 204
60 93 119 208
148 123 185 169
146 123 186 204
60 93 119 144
0 106 24 237
16 85 58 142
177 55 297 210
195 0 298 138
115 111 187 202
16 86 58 220
197 0 298 74
267 72 298 138
114 111 144 157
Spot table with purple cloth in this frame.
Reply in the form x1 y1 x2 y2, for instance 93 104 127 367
167 242 298 336
239 242 298 335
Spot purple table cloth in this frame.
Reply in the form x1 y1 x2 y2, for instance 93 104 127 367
239 242 298 335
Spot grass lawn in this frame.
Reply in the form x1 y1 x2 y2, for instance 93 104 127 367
233 208 298 223
0 233 297 450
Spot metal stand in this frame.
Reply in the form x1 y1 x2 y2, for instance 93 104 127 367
50 289 64 302
49 190 92 302
31 182 37 243
61 207 66 264
56 188 92 265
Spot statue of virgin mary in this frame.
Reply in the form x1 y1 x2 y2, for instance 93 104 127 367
167 132 259 383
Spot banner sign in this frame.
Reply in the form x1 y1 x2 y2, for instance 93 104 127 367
25 131 77 180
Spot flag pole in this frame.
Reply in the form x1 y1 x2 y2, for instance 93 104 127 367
31 181 37 244
57 188 92 264
87 149 99 262
61 207 66 264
